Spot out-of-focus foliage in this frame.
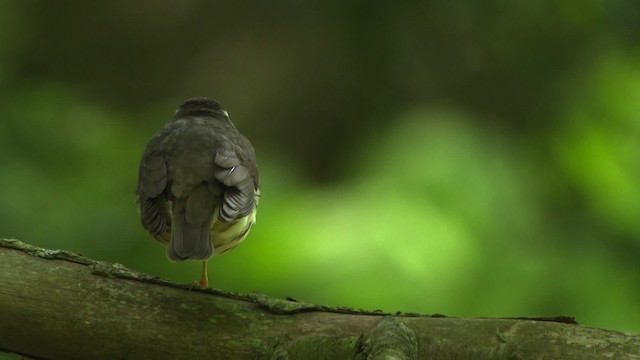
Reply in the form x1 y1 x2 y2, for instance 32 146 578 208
0 0 638 336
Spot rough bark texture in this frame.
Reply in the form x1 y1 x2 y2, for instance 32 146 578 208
0 238 638 360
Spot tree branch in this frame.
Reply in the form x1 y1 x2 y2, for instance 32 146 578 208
0 238 638 359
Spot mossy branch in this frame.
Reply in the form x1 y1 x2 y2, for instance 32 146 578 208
0 238 638 360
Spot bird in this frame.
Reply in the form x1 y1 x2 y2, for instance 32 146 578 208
136 97 259 288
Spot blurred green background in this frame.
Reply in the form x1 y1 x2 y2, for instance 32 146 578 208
0 0 638 335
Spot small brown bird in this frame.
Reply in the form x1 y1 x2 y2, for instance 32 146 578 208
136 97 259 287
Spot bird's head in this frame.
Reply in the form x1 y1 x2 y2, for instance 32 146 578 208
174 97 229 119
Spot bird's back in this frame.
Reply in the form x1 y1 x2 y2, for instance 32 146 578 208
138 113 258 262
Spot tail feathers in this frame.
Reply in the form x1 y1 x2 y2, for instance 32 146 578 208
167 191 215 261
167 210 213 260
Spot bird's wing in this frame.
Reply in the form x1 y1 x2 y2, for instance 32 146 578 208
214 147 258 222
137 144 170 240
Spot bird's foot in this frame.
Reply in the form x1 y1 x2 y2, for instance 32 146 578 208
199 261 209 288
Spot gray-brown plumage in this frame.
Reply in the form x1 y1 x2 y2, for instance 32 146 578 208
136 97 259 287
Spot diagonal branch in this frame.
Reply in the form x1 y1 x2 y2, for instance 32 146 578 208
0 238 638 360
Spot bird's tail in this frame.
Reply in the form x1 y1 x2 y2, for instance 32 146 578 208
167 184 215 261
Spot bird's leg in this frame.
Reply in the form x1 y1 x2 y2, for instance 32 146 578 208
199 260 209 288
